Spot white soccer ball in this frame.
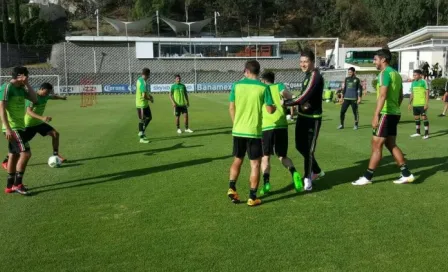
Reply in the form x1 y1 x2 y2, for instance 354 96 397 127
286 114 292 121
48 156 62 168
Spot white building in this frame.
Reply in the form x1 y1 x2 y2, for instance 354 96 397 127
389 26 448 78
325 47 380 69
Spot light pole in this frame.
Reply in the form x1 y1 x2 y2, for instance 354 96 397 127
436 0 440 26
214 11 220 37
95 9 99 36
156 10 160 37
186 22 193 54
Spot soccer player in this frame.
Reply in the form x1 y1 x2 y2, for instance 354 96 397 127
227 60 276 207
259 71 303 194
0 67 37 195
284 50 325 192
136 68 154 144
408 69 430 139
352 49 415 185
438 89 448 117
2 83 67 169
338 67 362 130
169 75 193 134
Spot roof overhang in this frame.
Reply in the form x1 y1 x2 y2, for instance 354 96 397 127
388 26 448 50
65 36 287 43
390 39 448 52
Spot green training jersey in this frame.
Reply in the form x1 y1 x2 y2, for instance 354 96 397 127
262 83 288 131
376 66 402 115
0 83 27 131
136 77 149 108
170 83 188 106
25 94 51 127
229 78 274 138
410 79 428 107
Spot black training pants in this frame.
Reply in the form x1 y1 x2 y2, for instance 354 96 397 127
295 116 322 179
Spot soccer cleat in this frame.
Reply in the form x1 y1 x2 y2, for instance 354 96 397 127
227 188 240 203
4 187 14 194
57 155 67 163
185 129 194 133
247 198 262 207
292 172 303 192
177 129 182 134
12 184 29 195
2 162 7 170
438 114 446 117
303 178 312 191
139 138 150 144
337 125 344 130
393 174 415 184
423 135 429 140
312 171 325 181
410 133 421 138
260 183 271 195
351 177 372 186
353 125 359 130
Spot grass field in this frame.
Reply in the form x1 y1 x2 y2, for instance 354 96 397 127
0 93 447 271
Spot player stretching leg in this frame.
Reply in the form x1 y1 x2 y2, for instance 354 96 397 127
352 49 415 186
136 68 154 144
338 67 362 130
408 69 430 139
284 50 325 192
227 60 276 207
3 83 67 167
259 71 303 195
0 67 37 195
169 75 193 134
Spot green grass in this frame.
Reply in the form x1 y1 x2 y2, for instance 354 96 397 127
0 94 448 271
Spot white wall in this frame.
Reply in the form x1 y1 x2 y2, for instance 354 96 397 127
401 51 418 78
400 50 445 77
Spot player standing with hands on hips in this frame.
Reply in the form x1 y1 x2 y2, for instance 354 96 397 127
170 75 193 134
408 69 430 139
0 67 37 195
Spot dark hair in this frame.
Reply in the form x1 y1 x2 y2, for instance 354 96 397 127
300 49 315 62
245 60 261 75
261 71 275 83
413 69 423 74
375 48 392 63
40 82 53 91
175 74 181 78
12 66 29 79
348 67 356 72
142 68 150 76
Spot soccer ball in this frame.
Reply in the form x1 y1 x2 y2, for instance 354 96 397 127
286 114 292 121
48 156 62 168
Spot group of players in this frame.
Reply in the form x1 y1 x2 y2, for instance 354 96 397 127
0 67 66 195
1 48 444 200
227 48 418 206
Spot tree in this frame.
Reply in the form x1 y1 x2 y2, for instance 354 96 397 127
13 0 21 43
2 0 10 43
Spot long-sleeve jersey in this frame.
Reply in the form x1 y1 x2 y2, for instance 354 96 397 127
342 76 362 100
284 69 324 118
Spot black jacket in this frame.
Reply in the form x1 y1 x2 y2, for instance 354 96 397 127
343 76 362 100
285 69 324 118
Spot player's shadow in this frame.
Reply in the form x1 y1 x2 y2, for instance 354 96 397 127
31 155 233 194
429 129 448 139
192 126 232 132
150 130 232 142
28 143 203 166
262 155 447 204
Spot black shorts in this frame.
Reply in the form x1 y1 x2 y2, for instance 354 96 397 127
5 130 31 154
25 123 55 141
232 137 263 160
262 128 288 157
413 106 426 116
174 106 188 117
373 114 401 138
137 107 152 120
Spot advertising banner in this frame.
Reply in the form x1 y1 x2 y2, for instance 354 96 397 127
150 84 194 93
57 85 102 94
196 83 233 92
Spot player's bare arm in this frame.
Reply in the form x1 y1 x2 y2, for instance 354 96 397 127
26 106 51 123
229 102 235 123
408 93 413 111
281 90 293 100
169 92 176 107
20 76 38 104
184 89 190 107
0 101 12 141
424 89 429 110
373 86 388 129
